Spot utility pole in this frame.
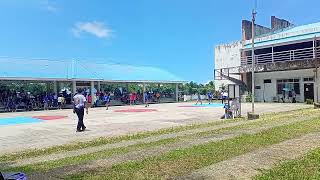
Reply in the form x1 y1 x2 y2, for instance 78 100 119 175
314 36 318 103
251 9 256 114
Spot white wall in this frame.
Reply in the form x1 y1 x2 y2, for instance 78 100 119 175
214 41 242 90
254 69 315 102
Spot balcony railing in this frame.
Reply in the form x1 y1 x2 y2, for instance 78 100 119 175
241 46 320 65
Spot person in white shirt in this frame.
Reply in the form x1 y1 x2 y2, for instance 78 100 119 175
57 95 63 110
73 89 89 132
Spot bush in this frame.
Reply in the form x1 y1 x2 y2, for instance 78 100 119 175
246 93 252 103
306 99 314 104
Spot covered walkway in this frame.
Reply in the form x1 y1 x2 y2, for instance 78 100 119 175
0 58 185 111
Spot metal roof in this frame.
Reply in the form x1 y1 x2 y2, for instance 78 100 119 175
243 22 320 49
0 58 185 83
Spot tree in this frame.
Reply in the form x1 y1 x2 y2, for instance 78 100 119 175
180 81 215 95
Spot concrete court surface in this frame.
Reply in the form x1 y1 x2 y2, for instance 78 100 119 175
0 102 311 154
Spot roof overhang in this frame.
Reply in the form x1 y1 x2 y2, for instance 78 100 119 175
0 77 185 84
242 24 320 50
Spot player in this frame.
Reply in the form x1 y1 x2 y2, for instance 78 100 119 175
103 92 111 110
207 91 213 104
195 92 202 105
73 89 89 132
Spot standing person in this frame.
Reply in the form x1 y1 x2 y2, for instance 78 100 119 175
196 92 202 105
292 89 296 103
53 93 58 107
288 90 293 103
73 89 88 132
103 93 111 110
133 92 137 105
144 91 150 107
43 94 49 110
281 90 286 103
130 92 134 105
61 95 65 109
87 94 92 108
156 92 161 103
57 94 63 110
222 91 228 104
207 91 213 104
221 91 224 104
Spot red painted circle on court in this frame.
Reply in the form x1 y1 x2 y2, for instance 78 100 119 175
32 116 67 120
114 109 158 113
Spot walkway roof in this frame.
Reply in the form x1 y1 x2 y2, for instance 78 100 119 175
243 22 320 50
0 58 185 83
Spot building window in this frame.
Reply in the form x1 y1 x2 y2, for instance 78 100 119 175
264 79 272 83
277 79 300 95
303 77 314 82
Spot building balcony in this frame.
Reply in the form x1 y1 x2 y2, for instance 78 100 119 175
241 46 320 65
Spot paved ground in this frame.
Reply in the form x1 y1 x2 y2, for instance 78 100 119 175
0 102 311 154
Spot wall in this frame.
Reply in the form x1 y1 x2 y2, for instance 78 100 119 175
271 16 293 31
254 69 314 102
242 20 271 41
315 68 320 103
214 41 242 90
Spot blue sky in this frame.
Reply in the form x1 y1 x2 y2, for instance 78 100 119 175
0 0 319 83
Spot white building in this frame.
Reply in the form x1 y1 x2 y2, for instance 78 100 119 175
214 16 320 103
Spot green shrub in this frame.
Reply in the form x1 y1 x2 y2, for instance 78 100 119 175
246 93 252 103
306 99 314 104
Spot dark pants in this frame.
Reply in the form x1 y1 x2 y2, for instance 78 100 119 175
292 97 296 103
75 107 86 130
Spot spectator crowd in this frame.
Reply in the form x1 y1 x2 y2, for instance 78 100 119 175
0 88 72 112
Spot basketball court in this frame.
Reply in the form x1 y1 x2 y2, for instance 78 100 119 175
0 102 311 154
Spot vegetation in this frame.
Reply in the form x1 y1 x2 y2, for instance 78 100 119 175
0 118 240 162
2 108 319 180
179 81 215 95
255 147 320 180
0 81 215 96
306 99 314 104
0 81 49 95
66 116 320 179
245 92 252 102
2 138 178 173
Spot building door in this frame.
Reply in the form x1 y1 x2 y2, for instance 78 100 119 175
263 79 273 102
304 83 314 101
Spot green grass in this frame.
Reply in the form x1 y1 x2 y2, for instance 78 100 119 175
185 108 319 139
66 116 320 180
1 138 178 173
0 118 241 162
255 147 320 180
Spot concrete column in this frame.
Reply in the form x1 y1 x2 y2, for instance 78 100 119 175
97 81 101 92
72 80 77 95
142 83 146 104
271 46 274 63
175 83 179 102
90 81 94 101
315 68 320 103
313 38 316 59
53 81 58 95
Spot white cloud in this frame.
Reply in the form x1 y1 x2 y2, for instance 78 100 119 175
42 0 58 13
71 21 112 39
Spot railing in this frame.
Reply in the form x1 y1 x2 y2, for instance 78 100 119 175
241 46 320 65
